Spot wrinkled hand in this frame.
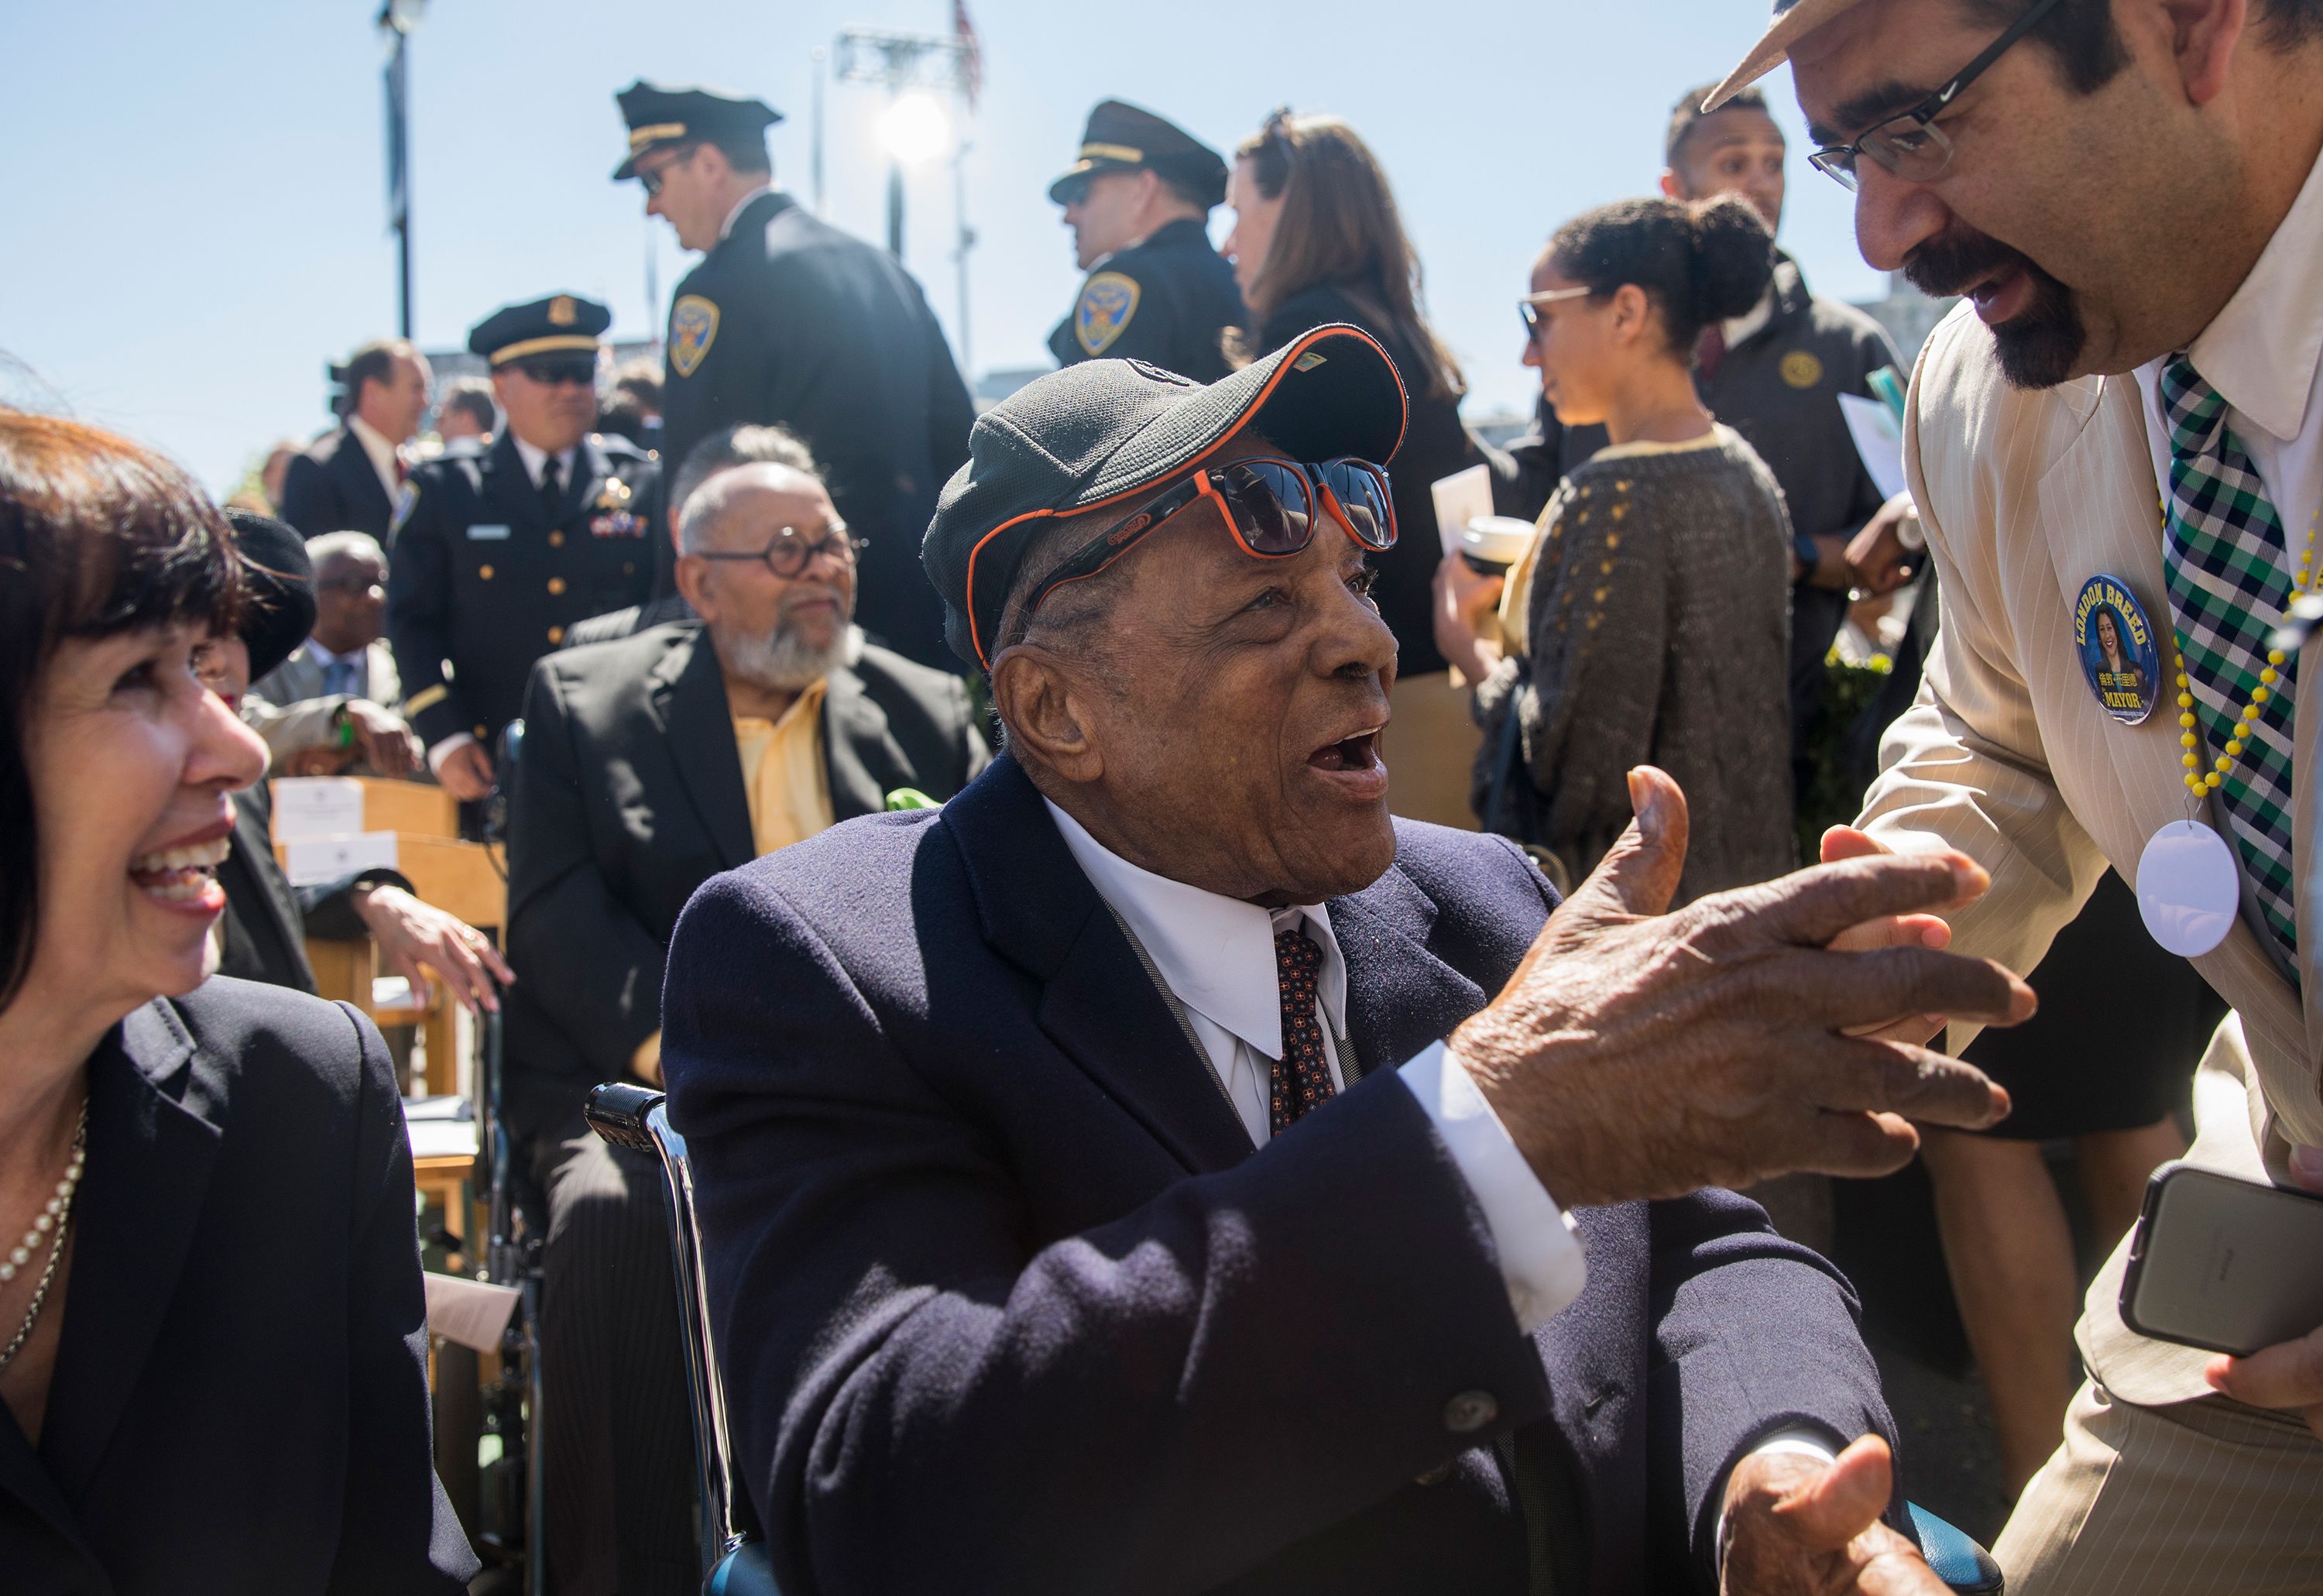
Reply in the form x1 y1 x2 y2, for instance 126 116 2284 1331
1432 550 1505 685
353 883 515 1013
2204 1145 2323 1440
1452 767 2026 1208
436 740 495 803
1847 497 1922 598
1722 1436 1946 1595
346 699 422 777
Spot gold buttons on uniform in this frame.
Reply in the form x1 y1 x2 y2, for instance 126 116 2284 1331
547 530 564 547
547 626 564 645
547 576 566 595
479 565 495 581
473 724 487 739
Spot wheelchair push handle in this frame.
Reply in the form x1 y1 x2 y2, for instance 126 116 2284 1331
585 1083 667 1155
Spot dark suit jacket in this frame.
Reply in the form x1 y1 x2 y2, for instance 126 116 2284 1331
0 980 475 1592
503 622 988 1146
657 190 976 671
661 753 1898 1596
278 425 395 541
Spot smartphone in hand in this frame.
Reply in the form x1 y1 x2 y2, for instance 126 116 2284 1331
2120 1162 2323 1357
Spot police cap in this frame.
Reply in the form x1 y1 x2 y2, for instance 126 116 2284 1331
1048 100 1227 210
468 293 612 367
921 324 1408 671
612 80 783 180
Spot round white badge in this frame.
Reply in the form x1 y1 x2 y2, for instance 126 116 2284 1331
2136 819 2240 957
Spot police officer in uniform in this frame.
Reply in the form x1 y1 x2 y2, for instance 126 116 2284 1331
386 293 658 808
614 81 975 672
1047 100 1244 382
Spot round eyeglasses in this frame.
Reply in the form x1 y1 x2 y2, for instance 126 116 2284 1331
694 523 865 579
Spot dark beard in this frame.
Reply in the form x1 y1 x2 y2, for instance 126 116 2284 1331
1905 224 2086 390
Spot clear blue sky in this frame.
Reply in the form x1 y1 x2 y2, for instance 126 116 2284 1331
0 0 1885 494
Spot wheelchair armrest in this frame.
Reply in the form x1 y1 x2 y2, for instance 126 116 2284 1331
585 1082 668 1155
1907 1502 2004 1594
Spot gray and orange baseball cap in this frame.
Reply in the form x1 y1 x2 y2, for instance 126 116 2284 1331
921 325 1409 671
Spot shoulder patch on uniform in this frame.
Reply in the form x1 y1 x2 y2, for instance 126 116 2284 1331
670 295 721 378
1075 271 1142 357
1780 350 1825 390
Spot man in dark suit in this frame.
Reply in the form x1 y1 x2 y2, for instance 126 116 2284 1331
612 81 976 671
386 293 659 808
506 453 986 1593
279 338 433 541
1046 99 1245 381
661 331 2035 1591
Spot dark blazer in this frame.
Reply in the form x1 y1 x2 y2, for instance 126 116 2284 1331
278 425 396 541
1258 285 1483 678
661 753 1898 1596
0 980 475 1592
503 622 989 1146
657 190 977 672
386 431 660 751
215 782 403 994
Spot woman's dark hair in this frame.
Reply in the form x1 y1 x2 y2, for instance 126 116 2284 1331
1547 194 1776 360
0 410 240 1007
1234 111 1465 402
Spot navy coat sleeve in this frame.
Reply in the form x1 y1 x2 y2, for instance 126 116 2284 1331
383 486 468 747
661 871 1556 1596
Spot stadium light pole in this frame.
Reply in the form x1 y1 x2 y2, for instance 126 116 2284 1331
378 0 428 340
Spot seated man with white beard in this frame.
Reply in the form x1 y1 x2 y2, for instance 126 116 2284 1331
503 459 987 1592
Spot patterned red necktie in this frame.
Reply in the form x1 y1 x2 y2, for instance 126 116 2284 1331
1270 925 1336 1135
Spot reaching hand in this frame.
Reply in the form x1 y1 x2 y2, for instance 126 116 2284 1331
345 699 422 777
2203 1145 2323 1440
1431 549 1505 685
353 884 515 1014
436 740 495 803
1452 767 2026 1208
1847 496 1922 598
1721 1436 1949 1595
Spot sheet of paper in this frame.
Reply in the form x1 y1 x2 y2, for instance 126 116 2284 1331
281 830 399 888
424 1272 522 1354
1838 393 1909 503
407 1114 480 1162
1429 464 1494 558
271 777 368 841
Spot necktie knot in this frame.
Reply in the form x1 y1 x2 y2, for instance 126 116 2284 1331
539 455 564 506
2159 353 2229 462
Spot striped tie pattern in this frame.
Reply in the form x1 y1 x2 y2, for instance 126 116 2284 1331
2157 354 2299 964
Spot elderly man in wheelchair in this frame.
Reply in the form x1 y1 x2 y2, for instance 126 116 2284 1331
585 342 2009 1596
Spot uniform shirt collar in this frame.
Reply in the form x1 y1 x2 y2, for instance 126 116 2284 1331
510 434 578 489
1043 798 1349 1059
720 184 776 242
2174 146 2323 444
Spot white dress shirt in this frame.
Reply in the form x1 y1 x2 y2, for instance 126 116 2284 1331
719 184 776 244
346 413 405 509
1045 798 1588 1330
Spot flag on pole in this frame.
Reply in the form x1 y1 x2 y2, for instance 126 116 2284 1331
953 0 982 110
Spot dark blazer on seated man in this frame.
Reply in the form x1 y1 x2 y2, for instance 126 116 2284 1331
505 618 988 1152
667 753 1905 1594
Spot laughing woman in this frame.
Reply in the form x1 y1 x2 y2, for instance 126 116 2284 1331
0 413 475 1591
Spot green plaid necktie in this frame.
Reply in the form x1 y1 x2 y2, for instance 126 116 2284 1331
2157 353 2299 965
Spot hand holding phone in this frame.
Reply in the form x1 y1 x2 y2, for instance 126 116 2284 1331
2120 1162 2323 1358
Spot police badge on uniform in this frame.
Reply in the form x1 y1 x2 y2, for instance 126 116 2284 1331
1074 272 1142 357
670 295 721 377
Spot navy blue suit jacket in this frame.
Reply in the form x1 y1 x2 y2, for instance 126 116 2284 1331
661 753 1896 1595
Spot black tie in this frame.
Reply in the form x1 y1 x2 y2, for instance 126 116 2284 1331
538 454 563 516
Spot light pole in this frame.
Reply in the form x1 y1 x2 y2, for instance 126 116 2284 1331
835 27 977 355
877 91 953 260
377 0 427 340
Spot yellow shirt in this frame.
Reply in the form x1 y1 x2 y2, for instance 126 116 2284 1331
732 678 835 856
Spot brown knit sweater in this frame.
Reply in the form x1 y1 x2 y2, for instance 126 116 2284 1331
1471 425 1796 902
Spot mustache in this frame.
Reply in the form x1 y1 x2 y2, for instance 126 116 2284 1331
1903 223 2067 302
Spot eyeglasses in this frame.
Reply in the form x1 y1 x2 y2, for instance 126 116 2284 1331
1518 285 1597 340
1020 455 1396 634
636 146 696 197
512 358 599 388
1807 0 2063 191
695 523 865 578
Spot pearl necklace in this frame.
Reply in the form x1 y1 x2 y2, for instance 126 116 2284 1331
0 1098 87 1375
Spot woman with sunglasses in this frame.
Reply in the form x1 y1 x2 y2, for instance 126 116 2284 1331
1223 111 1488 829
0 413 475 1587
1434 194 1795 904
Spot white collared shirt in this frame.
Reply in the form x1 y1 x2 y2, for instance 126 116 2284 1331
1721 286 1778 352
346 414 405 507
510 434 578 493
719 184 775 244
1045 798 1587 1331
